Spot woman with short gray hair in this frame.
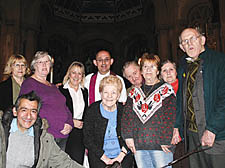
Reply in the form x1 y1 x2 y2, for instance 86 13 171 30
20 51 73 151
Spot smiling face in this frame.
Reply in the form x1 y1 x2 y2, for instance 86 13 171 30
34 55 51 78
124 64 142 87
13 98 38 132
11 60 26 79
93 51 114 75
141 61 159 84
179 28 206 60
100 84 120 111
69 66 83 87
161 62 177 84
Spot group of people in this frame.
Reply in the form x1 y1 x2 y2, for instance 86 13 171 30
0 27 224 168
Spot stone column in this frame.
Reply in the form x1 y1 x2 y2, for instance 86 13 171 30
156 25 170 61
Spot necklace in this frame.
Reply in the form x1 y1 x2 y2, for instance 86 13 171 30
143 84 155 100
143 79 160 100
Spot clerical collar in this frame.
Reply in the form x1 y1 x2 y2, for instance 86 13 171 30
10 118 34 136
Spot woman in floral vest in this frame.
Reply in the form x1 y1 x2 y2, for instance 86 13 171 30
121 53 176 168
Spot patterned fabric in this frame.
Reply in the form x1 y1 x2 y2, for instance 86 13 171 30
186 58 201 132
121 81 176 150
128 83 174 124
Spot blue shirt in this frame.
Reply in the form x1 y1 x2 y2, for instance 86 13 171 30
100 103 121 159
10 118 34 136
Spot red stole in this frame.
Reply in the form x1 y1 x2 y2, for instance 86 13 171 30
89 71 116 105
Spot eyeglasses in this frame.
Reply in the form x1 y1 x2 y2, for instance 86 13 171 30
36 60 51 65
13 63 26 68
180 35 201 45
96 58 110 63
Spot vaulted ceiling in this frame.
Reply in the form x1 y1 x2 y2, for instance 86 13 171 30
49 0 144 23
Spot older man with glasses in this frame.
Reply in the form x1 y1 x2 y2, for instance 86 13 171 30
171 27 225 168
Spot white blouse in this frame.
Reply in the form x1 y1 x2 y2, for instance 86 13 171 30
64 81 85 120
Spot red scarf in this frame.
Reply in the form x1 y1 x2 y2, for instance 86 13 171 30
171 79 178 94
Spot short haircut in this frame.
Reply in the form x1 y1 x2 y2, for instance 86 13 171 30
3 54 30 77
30 51 53 72
160 59 177 70
15 91 42 112
62 61 85 86
122 61 140 78
139 53 160 71
179 27 203 44
99 75 122 94
95 50 111 59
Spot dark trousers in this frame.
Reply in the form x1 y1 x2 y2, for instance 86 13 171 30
173 141 189 168
65 128 85 165
54 137 68 151
188 131 225 168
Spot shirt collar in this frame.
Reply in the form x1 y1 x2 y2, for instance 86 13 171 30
10 118 34 137
63 80 83 90
97 71 110 77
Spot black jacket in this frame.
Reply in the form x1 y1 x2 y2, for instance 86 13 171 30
83 101 129 160
59 86 88 120
0 77 13 112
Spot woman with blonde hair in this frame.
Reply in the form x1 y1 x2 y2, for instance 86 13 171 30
0 54 30 112
59 61 88 165
83 75 133 168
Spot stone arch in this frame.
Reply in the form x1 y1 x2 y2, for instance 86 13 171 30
186 2 219 50
187 3 213 32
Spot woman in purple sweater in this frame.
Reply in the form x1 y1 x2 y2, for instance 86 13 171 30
20 51 73 151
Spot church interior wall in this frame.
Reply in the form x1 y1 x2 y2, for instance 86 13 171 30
0 0 224 82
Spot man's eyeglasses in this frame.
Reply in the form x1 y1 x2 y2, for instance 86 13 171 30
180 35 201 45
96 58 111 63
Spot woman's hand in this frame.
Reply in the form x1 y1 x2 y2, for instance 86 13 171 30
60 123 72 135
111 147 127 163
161 145 172 153
171 128 181 145
101 154 113 165
73 119 83 129
125 138 136 154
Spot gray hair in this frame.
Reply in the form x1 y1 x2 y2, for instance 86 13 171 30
161 60 176 70
179 27 203 44
30 51 53 72
122 61 140 78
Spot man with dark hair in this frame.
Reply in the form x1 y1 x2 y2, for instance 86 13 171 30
0 91 84 168
85 50 127 105
171 27 225 168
